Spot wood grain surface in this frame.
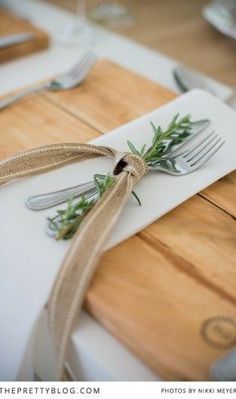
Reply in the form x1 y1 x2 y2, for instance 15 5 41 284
0 7 49 63
0 60 235 380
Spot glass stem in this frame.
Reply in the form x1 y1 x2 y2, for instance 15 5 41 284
76 0 87 24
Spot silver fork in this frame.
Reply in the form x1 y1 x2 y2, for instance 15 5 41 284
148 131 225 174
25 132 225 211
0 52 97 110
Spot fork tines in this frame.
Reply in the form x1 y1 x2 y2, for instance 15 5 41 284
183 131 225 169
59 52 97 86
69 52 97 79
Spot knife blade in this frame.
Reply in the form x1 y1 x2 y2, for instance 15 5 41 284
0 32 36 49
174 65 236 110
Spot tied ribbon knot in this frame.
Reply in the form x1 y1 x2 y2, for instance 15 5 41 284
0 143 148 380
112 151 148 180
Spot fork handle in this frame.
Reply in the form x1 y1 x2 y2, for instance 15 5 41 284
25 181 97 210
0 82 48 110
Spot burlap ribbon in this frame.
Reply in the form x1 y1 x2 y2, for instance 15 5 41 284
0 143 148 380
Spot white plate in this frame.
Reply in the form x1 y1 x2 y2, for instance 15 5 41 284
0 89 236 380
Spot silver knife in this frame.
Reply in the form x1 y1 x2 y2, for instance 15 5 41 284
174 65 236 110
0 32 36 49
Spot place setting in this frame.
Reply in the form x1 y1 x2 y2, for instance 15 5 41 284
0 0 236 389
0 5 49 63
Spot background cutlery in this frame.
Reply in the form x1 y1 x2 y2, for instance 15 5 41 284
174 65 236 110
203 0 236 41
0 32 36 49
25 119 212 211
0 52 97 110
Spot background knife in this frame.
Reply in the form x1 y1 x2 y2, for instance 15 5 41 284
174 65 236 110
0 32 36 49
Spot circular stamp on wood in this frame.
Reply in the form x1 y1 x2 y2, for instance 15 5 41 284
201 316 236 349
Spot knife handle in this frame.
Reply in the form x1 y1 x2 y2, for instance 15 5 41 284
25 181 97 210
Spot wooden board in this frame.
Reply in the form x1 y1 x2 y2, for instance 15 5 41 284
0 60 235 380
0 7 49 63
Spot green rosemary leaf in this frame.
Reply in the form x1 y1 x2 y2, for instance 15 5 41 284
94 174 102 197
140 144 147 156
127 140 140 156
167 113 179 130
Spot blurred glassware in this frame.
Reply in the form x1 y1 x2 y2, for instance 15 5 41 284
88 0 134 28
56 0 94 47
203 0 236 40
211 349 236 381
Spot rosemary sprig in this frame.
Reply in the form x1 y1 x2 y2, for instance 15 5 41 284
48 174 113 240
127 114 193 166
48 174 140 240
48 195 95 240
48 114 193 240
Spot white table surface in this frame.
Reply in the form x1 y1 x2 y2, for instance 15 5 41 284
0 0 232 381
